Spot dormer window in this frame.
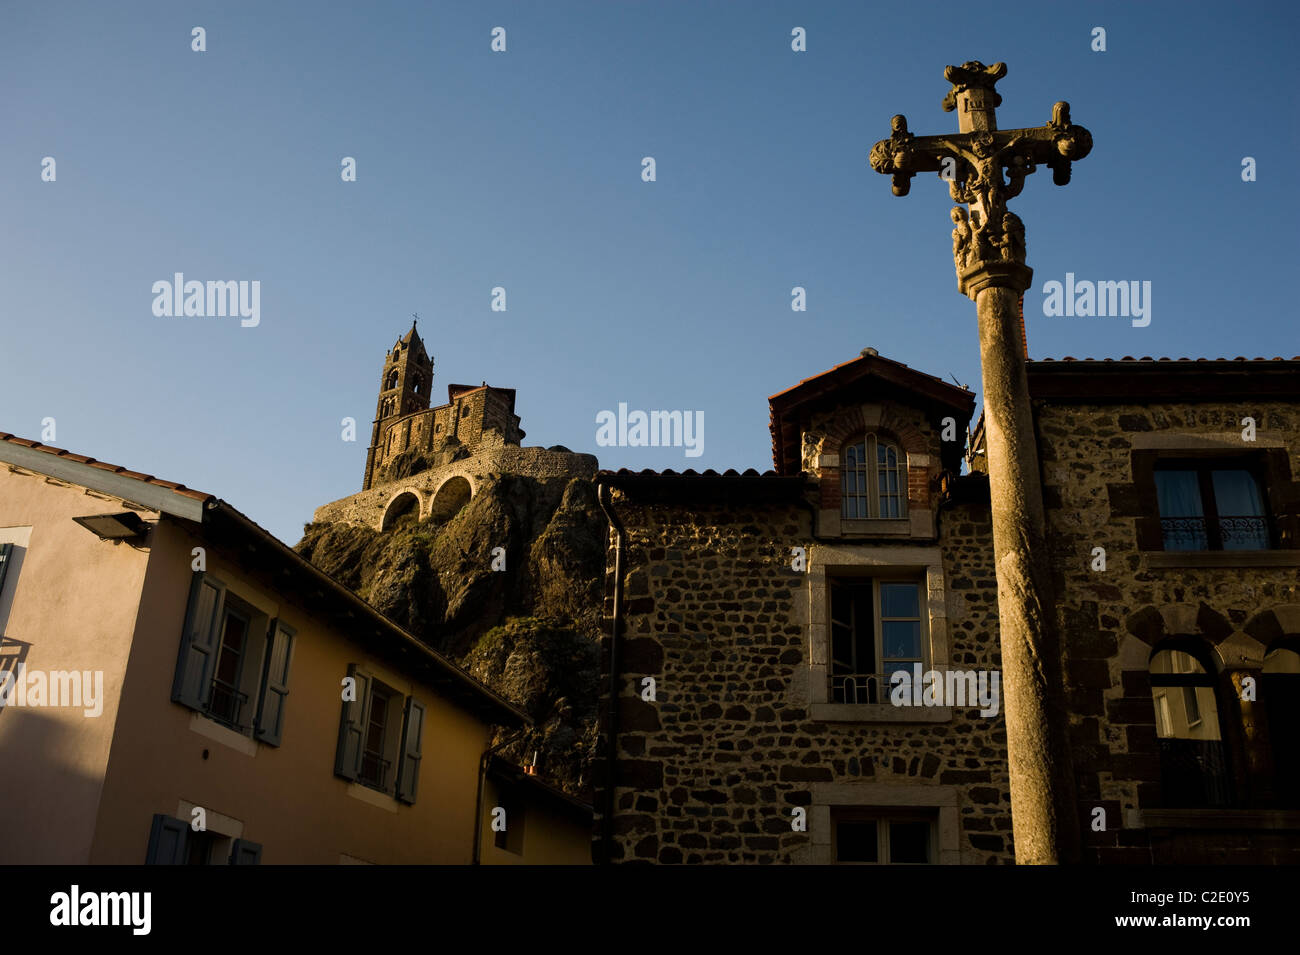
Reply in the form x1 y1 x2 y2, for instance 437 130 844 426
841 435 906 520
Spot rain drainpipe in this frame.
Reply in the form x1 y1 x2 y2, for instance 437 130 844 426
472 728 526 865
595 479 624 865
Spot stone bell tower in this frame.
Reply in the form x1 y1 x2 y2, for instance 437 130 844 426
362 319 433 490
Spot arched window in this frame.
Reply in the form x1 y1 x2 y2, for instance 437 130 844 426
386 370 398 390
412 374 422 396
1150 647 1229 808
841 435 907 520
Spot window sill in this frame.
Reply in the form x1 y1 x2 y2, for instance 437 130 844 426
1144 550 1300 569
1137 809 1300 830
810 703 953 723
346 782 399 813
840 519 911 536
189 712 258 757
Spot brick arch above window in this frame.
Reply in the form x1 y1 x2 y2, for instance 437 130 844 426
822 420 925 461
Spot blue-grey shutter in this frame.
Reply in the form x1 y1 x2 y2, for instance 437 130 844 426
334 665 370 780
145 814 190 864
254 618 295 746
228 838 262 864
171 573 225 710
0 542 13 598
395 696 426 804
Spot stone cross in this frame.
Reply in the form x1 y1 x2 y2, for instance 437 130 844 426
869 62 1093 865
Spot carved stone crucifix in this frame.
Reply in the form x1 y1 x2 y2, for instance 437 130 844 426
869 62 1093 865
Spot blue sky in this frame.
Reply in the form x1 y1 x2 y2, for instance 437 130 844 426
2 1 1296 543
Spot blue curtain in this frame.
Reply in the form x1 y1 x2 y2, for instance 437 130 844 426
1212 470 1268 549
1155 470 1205 550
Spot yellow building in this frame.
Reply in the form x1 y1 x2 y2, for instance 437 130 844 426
0 432 589 864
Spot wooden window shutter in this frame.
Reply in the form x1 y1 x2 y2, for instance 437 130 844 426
254 619 296 746
145 814 190 864
170 573 226 711
334 664 371 781
228 838 263 865
395 697 426 804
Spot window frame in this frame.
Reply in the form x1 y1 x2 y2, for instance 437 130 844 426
1142 453 1274 552
831 808 937 865
335 664 427 804
172 572 294 746
826 574 927 704
840 434 908 521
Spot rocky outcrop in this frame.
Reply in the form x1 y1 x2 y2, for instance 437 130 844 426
295 472 606 794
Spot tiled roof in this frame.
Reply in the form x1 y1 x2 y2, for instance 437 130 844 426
768 351 975 476
0 432 213 503
0 430 527 727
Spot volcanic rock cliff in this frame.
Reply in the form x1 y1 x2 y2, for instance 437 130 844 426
295 472 605 795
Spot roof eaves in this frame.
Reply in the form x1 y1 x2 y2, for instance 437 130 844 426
0 434 212 521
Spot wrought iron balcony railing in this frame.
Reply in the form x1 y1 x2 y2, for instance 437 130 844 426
1160 515 1269 551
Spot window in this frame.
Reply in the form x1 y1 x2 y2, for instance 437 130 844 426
145 814 261 865
1154 461 1270 551
494 793 526 855
171 573 296 745
828 577 924 703
1149 648 1229 808
335 664 426 804
833 810 935 864
841 435 906 520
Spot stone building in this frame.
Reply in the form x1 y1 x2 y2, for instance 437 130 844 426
592 351 1300 865
362 321 525 491
323 323 597 532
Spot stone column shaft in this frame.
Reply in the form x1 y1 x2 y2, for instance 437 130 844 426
976 284 1080 864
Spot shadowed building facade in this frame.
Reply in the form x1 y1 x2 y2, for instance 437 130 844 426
592 352 1300 864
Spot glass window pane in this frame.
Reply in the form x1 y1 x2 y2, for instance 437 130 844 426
1211 470 1269 550
1150 649 1205 676
882 620 921 660
1155 470 1204 517
1156 470 1207 550
831 586 851 625
880 583 920 618
836 821 878 862
888 822 930 863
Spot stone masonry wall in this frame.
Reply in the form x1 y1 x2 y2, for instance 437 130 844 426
596 485 1013 864
315 446 598 530
1038 399 1300 863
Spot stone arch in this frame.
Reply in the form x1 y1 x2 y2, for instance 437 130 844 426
429 475 473 524
1244 604 1300 647
1125 603 1235 651
381 490 422 531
